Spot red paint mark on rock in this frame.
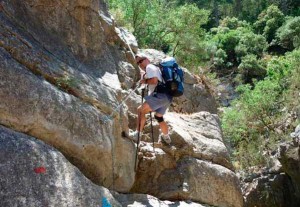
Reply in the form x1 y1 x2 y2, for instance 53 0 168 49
34 167 46 174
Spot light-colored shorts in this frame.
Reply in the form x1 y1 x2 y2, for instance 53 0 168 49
144 93 172 115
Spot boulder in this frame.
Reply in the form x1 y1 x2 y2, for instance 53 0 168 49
116 27 139 53
1 125 209 207
165 112 233 169
131 112 243 207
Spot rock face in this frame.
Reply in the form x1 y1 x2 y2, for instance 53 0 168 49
0 0 137 192
0 0 244 206
1 0 116 71
0 125 121 207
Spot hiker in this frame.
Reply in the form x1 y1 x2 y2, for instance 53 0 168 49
129 54 172 144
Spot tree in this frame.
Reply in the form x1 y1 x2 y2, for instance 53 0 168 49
212 28 241 65
108 0 168 49
235 32 267 60
165 4 209 54
108 0 209 68
276 16 300 50
213 48 228 68
278 0 300 16
254 5 285 43
162 4 209 68
175 0 235 28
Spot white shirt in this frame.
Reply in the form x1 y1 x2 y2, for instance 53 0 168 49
144 64 162 95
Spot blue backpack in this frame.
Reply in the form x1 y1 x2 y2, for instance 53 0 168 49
156 57 184 97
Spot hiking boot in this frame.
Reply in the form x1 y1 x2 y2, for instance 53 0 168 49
158 134 171 145
128 130 142 142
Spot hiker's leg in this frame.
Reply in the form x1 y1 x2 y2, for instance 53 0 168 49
155 113 171 144
155 113 168 135
137 102 152 132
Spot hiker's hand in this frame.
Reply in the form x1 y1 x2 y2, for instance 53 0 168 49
140 72 147 84
140 71 146 80
140 79 146 84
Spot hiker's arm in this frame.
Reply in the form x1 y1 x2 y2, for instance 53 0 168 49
141 77 158 85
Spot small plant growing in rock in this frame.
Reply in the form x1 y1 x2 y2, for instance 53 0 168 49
55 73 80 96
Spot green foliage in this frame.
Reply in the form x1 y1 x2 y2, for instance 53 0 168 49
109 0 167 48
235 141 266 168
222 105 248 144
280 49 300 114
220 17 240 29
56 75 79 90
235 33 267 60
213 48 227 68
108 0 209 69
212 28 241 65
175 0 237 27
240 0 269 22
176 0 300 23
266 50 300 122
267 56 291 83
209 26 268 70
220 17 250 29
222 79 282 168
202 36 218 61
237 54 267 84
240 0 299 22
222 49 300 169
254 5 285 43
108 0 146 30
164 4 209 67
276 16 300 50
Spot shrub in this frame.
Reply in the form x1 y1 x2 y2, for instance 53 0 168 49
237 54 267 84
279 50 300 118
222 80 282 168
212 29 241 66
213 48 227 69
235 33 267 60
